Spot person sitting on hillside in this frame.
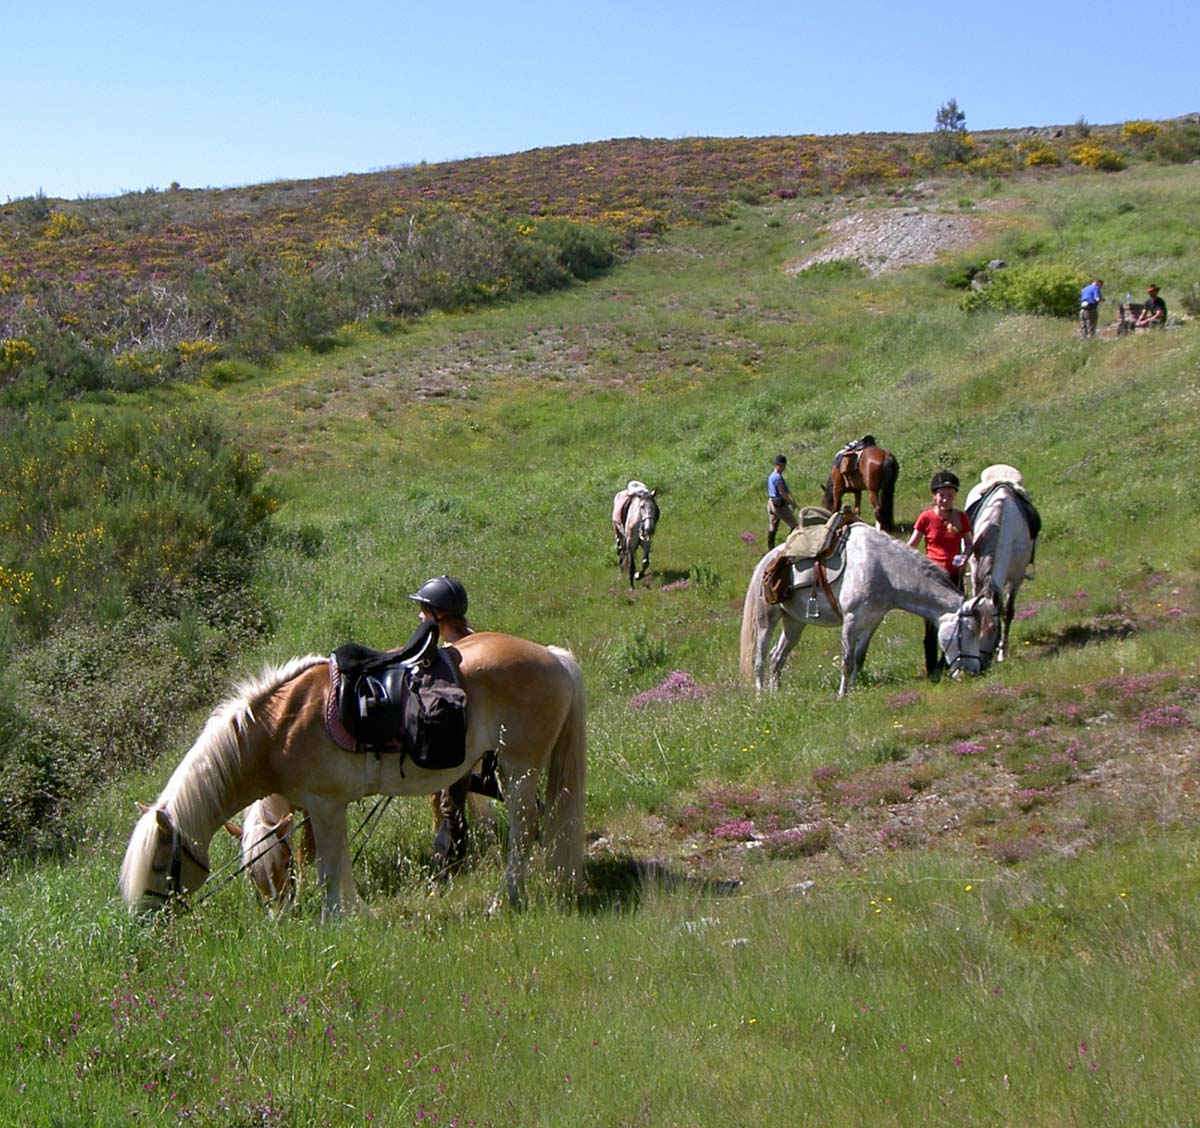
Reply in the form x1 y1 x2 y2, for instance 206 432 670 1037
1135 284 1167 329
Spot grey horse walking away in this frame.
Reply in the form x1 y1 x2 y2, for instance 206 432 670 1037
739 523 995 696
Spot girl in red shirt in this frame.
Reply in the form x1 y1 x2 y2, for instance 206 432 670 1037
907 470 974 677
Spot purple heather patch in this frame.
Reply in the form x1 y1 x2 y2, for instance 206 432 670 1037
629 670 713 708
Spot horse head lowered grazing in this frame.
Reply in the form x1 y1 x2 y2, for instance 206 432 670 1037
120 632 587 918
739 523 994 696
966 467 1038 665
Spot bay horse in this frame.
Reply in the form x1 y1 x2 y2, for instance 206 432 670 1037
966 467 1037 664
120 632 586 918
613 482 659 587
739 524 995 696
822 444 899 532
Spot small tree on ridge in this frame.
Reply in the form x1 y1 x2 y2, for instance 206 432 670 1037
932 97 971 164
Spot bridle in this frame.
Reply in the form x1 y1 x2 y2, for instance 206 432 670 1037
942 599 985 675
634 498 657 544
145 810 211 908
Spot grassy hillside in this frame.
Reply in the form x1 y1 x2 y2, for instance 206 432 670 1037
0 135 1198 1123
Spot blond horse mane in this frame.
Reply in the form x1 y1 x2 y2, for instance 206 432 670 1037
119 654 326 909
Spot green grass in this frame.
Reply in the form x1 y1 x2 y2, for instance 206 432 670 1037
2 159 1200 1122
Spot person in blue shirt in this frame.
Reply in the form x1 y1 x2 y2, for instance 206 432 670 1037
1079 278 1103 338
766 454 798 550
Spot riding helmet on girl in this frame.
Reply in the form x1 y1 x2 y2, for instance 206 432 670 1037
407 575 469 618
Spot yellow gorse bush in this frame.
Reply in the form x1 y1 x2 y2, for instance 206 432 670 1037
1 338 37 371
1025 147 1062 167
177 339 221 365
1068 143 1127 171
1122 120 1160 144
43 211 87 239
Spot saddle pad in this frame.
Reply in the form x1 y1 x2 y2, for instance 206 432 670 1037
780 507 836 562
792 544 847 589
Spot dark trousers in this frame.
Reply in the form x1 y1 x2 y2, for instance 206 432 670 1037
925 570 965 678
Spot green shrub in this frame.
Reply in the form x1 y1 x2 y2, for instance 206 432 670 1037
530 219 617 282
687 560 721 592
795 258 865 282
0 404 275 638
1152 123 1200 164
1179 283 1200 318
615 625 668 680
961 262 1084 318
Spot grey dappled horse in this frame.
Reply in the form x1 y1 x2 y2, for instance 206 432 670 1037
614 487 659 587
968 479 1035 664
739 523 995 697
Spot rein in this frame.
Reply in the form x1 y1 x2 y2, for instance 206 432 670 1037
186 796 393 909
191 815 308 908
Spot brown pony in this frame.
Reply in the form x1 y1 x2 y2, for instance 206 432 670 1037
120 632 586 918
822 445 899 532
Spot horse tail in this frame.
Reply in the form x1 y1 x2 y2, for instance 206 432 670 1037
877 453 899 533
739 554 770 683
543 646 587 895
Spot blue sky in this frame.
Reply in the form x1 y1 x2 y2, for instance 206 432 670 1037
5 0 1196 201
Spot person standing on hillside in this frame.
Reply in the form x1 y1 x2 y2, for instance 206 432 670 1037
907 470 974 679
1079 278 1103 338
1135 284 1167 329
408 576 496 875
766 454 798 550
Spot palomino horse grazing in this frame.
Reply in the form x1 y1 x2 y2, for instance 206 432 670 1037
739 524 994 696
120 632 586 918
232 787 498 908
613 482 659 587
822 445 899 532
224 793 314 907
966 468 1037 664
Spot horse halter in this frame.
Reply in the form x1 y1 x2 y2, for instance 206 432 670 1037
943 601 983 676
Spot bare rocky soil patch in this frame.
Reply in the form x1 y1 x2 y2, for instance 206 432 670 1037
787 208 987 276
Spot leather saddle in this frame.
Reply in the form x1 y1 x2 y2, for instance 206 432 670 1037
764 507 856 606
327 621 468 769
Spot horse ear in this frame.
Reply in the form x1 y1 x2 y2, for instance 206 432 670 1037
136 800 151 815
154 808 174 836
270 812 295 839
650 489 657 497
223 820 243 839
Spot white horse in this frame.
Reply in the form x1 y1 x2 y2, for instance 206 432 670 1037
613 481 659 587
967 469 1036 664
120 632 586 918
739 523 995 696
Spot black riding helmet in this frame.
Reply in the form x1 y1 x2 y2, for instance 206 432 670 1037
930 469 960 493
407 575 468 617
